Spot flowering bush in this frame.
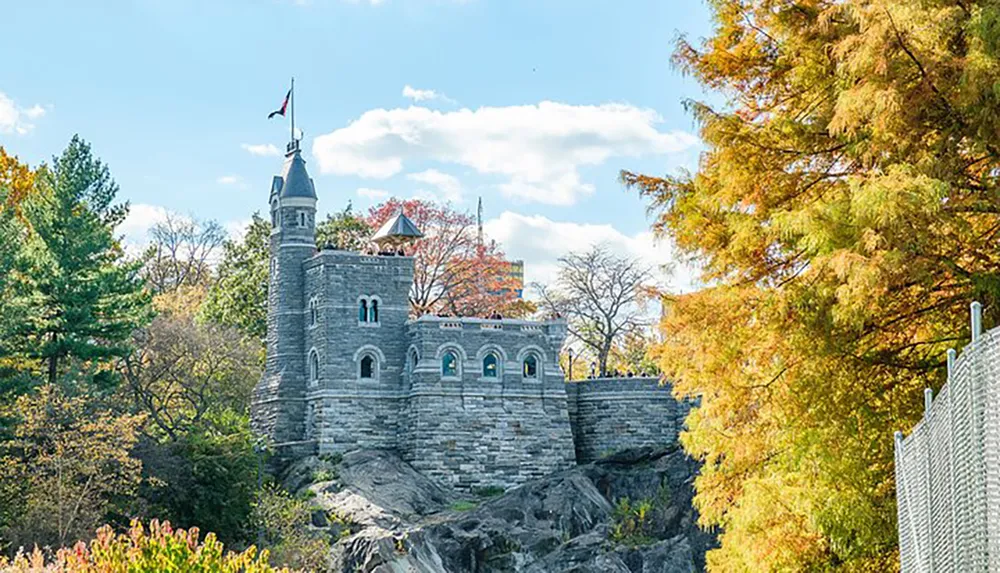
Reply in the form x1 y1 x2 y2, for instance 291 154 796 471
0 519 289 572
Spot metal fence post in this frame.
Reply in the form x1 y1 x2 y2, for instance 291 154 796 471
972 301 983 343
896 430 906 569
925 387 935 572
969 301 984 568
897 429 926 569
947 348 957 570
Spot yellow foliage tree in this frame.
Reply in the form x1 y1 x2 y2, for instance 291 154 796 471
623 0 1000 570
0 385 144 550
0 147 34 215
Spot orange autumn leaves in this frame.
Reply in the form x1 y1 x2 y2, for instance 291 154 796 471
0 147 34 215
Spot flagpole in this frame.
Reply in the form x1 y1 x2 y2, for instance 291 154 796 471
290 77 295 145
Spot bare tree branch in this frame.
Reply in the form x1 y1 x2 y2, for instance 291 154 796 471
534 244 653 376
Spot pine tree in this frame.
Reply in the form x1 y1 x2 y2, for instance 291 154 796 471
15 136 151 387
0 149 34 383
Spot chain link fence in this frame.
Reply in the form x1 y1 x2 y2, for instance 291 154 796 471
895 302 1000 571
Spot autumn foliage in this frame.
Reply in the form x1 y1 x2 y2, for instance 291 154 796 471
0 519 287 572
368 198 525 318
0 148 34 215
623 0 1000 570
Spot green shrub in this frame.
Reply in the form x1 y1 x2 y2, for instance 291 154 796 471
318 452 342 465
473 486 506 498
311 468 337 482
449 500 478 512
252 484 329 571
609 497 656 546
136 410 259 547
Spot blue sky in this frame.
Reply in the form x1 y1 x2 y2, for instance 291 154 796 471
0 0 716 290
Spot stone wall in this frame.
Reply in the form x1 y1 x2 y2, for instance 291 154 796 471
305 250 413 454
400 317 576 490
566 377 687 464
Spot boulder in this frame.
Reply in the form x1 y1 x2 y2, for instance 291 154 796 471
282 446 716 572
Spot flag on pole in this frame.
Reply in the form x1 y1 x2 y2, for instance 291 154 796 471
268 89 291 119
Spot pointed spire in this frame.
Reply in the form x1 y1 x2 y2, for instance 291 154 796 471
477 196 483 247
371 208 423 248
278 146 316 199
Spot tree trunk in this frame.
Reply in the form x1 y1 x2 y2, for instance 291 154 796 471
598 340 612 377
47 347 58 385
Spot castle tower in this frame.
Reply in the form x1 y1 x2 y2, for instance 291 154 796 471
252 138 317 451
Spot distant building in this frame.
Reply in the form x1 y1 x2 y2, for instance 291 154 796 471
479 197 525 299
508 259 524 299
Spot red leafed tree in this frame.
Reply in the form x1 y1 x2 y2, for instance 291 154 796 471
368 198 527 318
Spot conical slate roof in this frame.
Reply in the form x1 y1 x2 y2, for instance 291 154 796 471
371 211 424 246
277 148 317 199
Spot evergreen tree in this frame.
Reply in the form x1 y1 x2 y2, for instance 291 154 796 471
0 149 34 386
15 136 151 387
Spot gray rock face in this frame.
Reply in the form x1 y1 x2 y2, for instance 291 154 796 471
284 447 716 572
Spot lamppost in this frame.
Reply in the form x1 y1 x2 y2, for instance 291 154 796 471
567 347 575 380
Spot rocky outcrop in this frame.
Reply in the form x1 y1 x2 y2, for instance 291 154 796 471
283 447 716 572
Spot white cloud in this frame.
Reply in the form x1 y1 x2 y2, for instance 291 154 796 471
117 203 170 254
401 85 455 104
118 203 250 255
217 175 250 190
402 85 437 101
23 104 46 120
484 211 701 294
406 168 462 202
0 92 46 135
241 143 282 157
224 218 253 242
357 187 390 200
312 101 697 206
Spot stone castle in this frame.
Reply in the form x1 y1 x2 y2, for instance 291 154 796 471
251 139 686 490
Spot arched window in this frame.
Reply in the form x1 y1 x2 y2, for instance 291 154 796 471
483 353 499 378
360 355 375 379
409 349 419 373
309 350 320 384
359 299 368 322
309 297 318 327
442 351 459 378
299 212 306 227
523 354 538 379
369 299 379 323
